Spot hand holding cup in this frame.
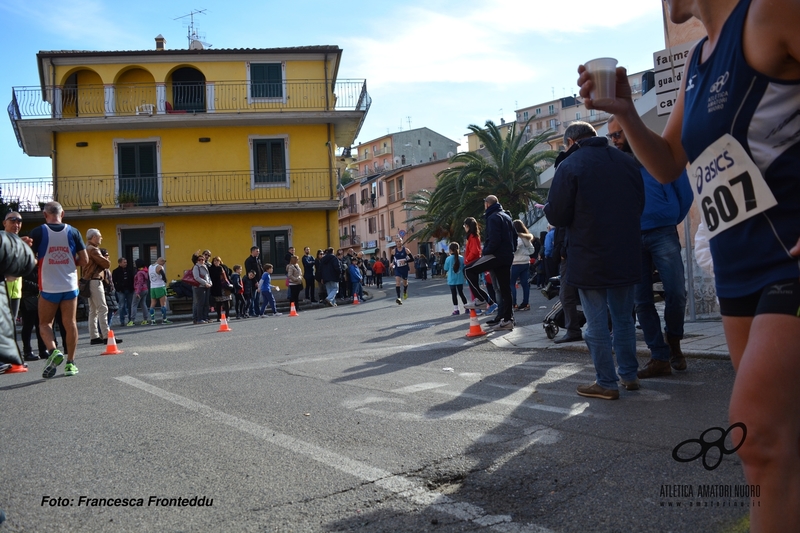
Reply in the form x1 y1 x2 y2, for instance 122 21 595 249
578 58 633 113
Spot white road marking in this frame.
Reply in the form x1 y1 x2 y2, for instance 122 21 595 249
391 382 448 394
116 376 553 533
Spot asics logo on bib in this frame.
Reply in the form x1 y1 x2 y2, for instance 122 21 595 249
694 150 735 194
710 72 729 93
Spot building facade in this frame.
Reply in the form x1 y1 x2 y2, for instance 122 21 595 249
8 39 370 275
352 128 457 179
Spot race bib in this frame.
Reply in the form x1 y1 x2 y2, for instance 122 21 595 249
690 134 777 237
396 259 407 267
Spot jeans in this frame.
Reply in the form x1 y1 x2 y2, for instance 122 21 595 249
510 263 531 306
351 282 363 300
578 285 639 390
325 281 339 304
634 226 687 362
131 292 149 322
116 290 133 325
192 287 208 322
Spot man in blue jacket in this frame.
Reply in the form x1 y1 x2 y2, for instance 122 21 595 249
545 122 644 400
606 116 692 377
464 195 517 331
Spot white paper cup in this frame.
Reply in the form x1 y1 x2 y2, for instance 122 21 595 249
585 57 618 106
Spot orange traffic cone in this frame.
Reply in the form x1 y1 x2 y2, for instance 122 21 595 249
217 311 232 332
466 309 487 338
102 329 123 355
6 363 28 373
352 294 360 305
289 303 299 317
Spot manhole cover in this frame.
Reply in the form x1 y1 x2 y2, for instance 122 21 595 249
396 323 437 330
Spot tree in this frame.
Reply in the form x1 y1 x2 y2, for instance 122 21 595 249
405 120 557 243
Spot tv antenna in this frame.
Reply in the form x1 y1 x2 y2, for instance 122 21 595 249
175 9 212 49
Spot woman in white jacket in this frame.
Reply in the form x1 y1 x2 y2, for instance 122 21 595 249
510 220 536 311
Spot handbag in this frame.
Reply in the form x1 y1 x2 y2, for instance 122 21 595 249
182 269 200 287
78 278 92 298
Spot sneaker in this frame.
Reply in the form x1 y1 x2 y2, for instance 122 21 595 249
90 338 105 345
105 337 122 344
150 320 157 326
162 319 173 325
126 321 135 327
272 312 283 316
485 316 501 326
490 319 514 331
324 299 333 307
451 310 460 316
42 349 64 379
486 303 498 315
464 300 488 310
0 363 10 374
139 320 149 326
637 358 672 379
620 377 640 391
576 382 619 400
517 304 530 311
475 309 483 316
24 352 40 362
403 293 408 300
64 362 79 376
396 298 403 305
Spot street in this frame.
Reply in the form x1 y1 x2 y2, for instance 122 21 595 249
1 279 749 533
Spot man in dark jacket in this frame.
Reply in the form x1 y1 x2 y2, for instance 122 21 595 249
0 231 36 373
319 247 342 307
112 257 135 327
545 121 644 400
244 246 263 310
464 195 517 331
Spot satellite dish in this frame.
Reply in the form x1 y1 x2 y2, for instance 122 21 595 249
189 39 204 50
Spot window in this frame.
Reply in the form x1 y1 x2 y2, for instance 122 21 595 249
118 141 159 206
418 140 421 145
256 230 289 275
537 121 542 130
548 104 555 114
250 63 283 99
397 177 404 200
252 137 287 185
379 181 384 196
390 210 395 229
368 217 376 234
428 141 431 146
523 111 529 121
388 181 396 203
576 112 581 120
535 108 541 115
549 119 557 129
401 155 406 165
590 109 596 117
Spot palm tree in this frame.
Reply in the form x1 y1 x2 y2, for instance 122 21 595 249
405 120 557 243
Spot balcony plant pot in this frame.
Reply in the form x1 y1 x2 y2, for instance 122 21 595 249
116 192 139 209
91 202 102 212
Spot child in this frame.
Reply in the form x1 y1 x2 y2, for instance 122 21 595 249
348 258 363 302
365 260 373 287
243 270 258 318
130 258 150 325
444 242 468 315
230 264 245 319
258 263 282 316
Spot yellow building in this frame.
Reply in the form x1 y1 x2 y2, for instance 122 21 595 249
8 38 370 276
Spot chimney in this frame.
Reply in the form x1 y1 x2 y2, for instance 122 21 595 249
155 34 166 51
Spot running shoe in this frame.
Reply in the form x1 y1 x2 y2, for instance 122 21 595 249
42 349 64 379
451 310 460 316
403 293 408 300
464 300 488 310
64 362 79 376
490 319 514 331
396 298 403 305
150 320 157 325
162 319 173 325
0 363 10 374
272 312 283 316
517 304 530 311
126 321 135 327
139 320 149 326
486 303 498 315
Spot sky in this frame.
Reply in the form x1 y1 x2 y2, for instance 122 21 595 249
0 0 667 179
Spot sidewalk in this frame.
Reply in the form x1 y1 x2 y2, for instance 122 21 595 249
491 318 731 360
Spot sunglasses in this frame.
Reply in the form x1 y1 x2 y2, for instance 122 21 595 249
606 131 623 140
5 218 22 223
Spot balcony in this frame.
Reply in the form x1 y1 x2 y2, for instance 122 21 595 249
9 79 371 156
340 234 361 246
372 146 391 156
358 151 372 161
0 169 338 217
338 203 359 218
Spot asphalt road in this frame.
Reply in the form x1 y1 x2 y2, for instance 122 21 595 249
0 278 750 533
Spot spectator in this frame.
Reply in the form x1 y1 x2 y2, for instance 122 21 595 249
84 228 115 345
191 254 212 324
111 257 134 327
319 248 342 307
286 255 303 311
0 231 36 374
301 247 315 301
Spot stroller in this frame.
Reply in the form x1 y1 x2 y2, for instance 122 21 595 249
540 276 586 340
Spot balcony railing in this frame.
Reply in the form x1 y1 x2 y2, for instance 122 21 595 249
358 151 372 161
372 146 391 156
0 169 335 211
9 79 370 119
338 204 359 217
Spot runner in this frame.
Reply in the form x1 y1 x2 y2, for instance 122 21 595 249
29 202 89 378
148 257 171 325
392 239 411 305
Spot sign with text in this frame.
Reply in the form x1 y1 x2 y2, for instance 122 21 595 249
653 40 699 116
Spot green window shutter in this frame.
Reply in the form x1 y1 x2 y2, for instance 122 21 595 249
119 144 137 177
250 63 282 98
254 139 286 183
139 144 156 176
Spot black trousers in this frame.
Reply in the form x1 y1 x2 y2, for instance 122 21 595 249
465 255 513 321
559 258 582 334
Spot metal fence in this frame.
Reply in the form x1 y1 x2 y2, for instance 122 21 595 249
0 169 335 211
9 80 370 119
